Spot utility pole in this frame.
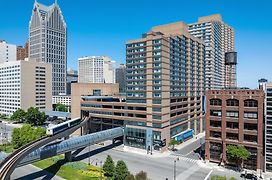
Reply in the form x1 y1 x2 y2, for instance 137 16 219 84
174 160 176 180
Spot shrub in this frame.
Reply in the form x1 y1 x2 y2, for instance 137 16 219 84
211 175 227 180
135 171 148 180
229 177 237 180
78 170 102 177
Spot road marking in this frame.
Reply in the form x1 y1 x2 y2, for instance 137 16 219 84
204 170 213 180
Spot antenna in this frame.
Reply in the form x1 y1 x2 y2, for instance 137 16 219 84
55 0 58 4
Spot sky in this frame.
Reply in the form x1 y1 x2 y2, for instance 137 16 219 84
0 0 272 88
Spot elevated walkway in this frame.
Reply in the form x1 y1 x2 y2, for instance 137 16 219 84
20 127 124 166
0 117 88 180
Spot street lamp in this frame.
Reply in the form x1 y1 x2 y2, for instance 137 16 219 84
174 157 179 180
100 160 103 180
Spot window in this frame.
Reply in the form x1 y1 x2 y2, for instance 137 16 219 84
226 111 239 118
210 110 221 117
244 123 257 131
226 133 238 140
226 99 239 106
152 115 161 120
210 121 221 128
210 99 222 106
244 134 257 143
210 131 221 138
244 99 258 107
226 122 238 129
244 112 258 119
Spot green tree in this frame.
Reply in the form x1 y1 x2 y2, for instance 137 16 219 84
114 160 129 180
135 171 148 180
169 139 179 150
11 124 46 149
226 145 250 169
56 103 68 112
25 107 46 126
103 155 115 177
10 108 26 122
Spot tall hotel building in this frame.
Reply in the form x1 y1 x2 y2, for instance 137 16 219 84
29 0 67 96
0 60 52 116
80 22 205 151
78 56 115 84
188 14 235 89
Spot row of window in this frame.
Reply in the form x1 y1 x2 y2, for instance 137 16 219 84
210 98 258 107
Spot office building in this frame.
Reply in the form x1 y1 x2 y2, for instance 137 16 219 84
29 0 67 96
189 14 235 89
0 40 16 63
0 60 52 116
116 64 126 93
78 56 115 84
52 95 71 111
205 89 264 171
66 69 78 95
17 41 29 60
80 22 205 151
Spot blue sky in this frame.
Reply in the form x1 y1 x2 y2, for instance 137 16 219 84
1 0 272 88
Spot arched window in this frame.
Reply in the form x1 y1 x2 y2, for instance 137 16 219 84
226 99 239 106
244 99 258 107
210 99 222 106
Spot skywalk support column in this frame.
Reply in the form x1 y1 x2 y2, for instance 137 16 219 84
64 136 72 162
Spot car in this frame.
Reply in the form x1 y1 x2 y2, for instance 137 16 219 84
240 172 258 180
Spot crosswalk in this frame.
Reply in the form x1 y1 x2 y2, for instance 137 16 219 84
172 155 200 164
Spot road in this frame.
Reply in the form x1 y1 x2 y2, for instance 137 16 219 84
73 143 242 180
0 122 20 144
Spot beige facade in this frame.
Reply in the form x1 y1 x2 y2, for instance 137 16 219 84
0 60 52 116
80 22 205 152
71 83 119 118
189 14 235 89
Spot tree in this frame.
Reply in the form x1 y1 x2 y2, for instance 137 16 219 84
11 124 46 149
169 139 179 150
103 155 115 177
114 160 129 180
10 109 26 122
24 107 46 126
56 103 68 112
135 171 148 180
226 145 250 169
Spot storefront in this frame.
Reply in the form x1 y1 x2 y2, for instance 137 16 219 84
173 129 194 143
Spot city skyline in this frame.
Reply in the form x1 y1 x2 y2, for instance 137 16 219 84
0 0 272 89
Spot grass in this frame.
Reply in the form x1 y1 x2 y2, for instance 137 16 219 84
0 144 14 153
33 155 106 180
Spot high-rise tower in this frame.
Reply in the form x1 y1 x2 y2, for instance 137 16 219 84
189 14 235 89
29 0 67 95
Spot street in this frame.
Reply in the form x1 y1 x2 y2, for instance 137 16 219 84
0 122 20 144
73 143 242 180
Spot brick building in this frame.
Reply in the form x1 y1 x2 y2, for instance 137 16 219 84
205 89 264 171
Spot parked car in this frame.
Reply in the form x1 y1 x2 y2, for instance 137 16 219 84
240 172 258 180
